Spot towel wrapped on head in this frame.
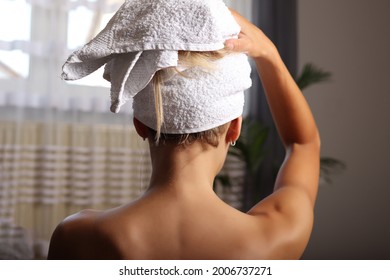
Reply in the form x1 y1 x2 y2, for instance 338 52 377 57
62 0 252 134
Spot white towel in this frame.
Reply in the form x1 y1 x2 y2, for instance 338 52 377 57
133 53 252 134
62 0 252 134
103 51 179 113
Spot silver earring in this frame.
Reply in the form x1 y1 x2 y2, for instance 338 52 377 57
230 141 236 147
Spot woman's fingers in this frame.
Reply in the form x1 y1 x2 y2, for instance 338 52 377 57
227 8 261 57
224 37 250 54
227 8 276 59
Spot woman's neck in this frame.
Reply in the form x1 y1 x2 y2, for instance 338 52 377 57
146 141 228 195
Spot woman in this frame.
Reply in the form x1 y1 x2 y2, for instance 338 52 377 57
48 8 320 260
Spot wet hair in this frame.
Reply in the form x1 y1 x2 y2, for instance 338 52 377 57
150 50 230 147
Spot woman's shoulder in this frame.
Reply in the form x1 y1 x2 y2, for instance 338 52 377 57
47 209 120 259
55 209 101 237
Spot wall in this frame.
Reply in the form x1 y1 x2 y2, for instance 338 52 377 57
298 0 390 259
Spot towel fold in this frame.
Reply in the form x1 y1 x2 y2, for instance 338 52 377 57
103 51 179 113
62 0 252 134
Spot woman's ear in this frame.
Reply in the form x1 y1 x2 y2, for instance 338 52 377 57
133 117 149 140
226 116 242 144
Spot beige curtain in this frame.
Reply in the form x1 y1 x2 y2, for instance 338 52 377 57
0 119 151 258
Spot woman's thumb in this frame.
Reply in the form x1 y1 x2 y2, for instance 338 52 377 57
224 39 237 51
224 38 246 53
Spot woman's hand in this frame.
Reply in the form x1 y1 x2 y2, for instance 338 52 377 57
225 9 277 60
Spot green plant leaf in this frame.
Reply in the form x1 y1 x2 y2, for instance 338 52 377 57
248 126 269 174
320 157 346 184
228 119 269 176
296 63 332 90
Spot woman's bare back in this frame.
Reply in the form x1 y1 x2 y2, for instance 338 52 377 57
48 188 294 260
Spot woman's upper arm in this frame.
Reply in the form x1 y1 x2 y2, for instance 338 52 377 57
250 141 320 214
247 142 320 256
274 141 320 207
47 211 94 259
47 221 70 259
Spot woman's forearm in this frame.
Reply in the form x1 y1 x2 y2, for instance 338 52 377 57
254 47 320 148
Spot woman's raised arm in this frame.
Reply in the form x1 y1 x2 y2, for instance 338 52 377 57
226 10 320 211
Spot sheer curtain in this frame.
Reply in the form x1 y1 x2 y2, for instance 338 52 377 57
0 0 253 259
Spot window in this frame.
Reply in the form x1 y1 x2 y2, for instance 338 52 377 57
67 2 119 87
0 0 254 112
0 0 31 79
0 0 125 113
